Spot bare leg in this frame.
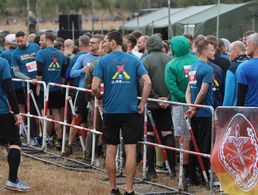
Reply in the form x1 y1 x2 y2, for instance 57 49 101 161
105 144 118 190
52 109 62 139
124 144 137 192
183 138 190 165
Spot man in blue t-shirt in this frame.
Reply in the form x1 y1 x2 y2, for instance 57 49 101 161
36 32 67 150
185 39 214 185
0 57 31 192
92 31 151 195
1 34 26 114
11 31 40 143
223 41 249 106
69 34 102 154
237 33 258 106
12 31 40 80
62 35 91 156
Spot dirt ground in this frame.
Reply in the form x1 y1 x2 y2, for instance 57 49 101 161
0 153 211 195
0 155 110 195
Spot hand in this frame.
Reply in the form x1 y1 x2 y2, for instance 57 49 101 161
185 107 197 119
97 99 103 113
36 85 40 96
84 63 91 74
158 97 169 109
14 113 23 125
137 102 144 114
31 79 38 85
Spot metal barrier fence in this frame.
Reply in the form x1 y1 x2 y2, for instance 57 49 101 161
13 79 215 194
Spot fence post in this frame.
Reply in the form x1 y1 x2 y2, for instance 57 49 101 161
142 103 148 180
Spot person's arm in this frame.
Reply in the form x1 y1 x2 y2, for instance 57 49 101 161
61 63 67 84
70 56 84 78
138 74 151 114
237 64 248 106
237 83 248 106
223 70 236 106
2 78 19 114
12 52 31 80
13 66 31 80
185 84 197 118
194 83 209 105
185 84 192 104
91 76 102 100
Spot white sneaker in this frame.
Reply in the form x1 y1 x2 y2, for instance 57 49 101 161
4 179 31 192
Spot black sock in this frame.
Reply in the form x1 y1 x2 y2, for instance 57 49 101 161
8 148 21 183
125 191 135 195
183 164 189 177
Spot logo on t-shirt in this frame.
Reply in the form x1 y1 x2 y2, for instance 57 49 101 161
111 65 131 84
20 53 36 61
48 57 61 71
183 65 191 78
188 70 197 85
212 74 220 91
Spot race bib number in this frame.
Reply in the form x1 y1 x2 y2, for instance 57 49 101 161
26 61 37 72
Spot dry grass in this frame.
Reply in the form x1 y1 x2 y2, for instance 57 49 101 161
0 20 123 33
0 154 110 195
0 146 212 195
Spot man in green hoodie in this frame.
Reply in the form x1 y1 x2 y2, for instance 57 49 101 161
142 34 176 180
165 35 198 182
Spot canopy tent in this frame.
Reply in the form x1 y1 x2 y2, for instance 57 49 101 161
121 2 258 40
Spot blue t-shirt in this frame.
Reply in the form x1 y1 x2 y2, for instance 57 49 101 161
208 61 224 108
94 51 148 113
188 60 214 117
0 57 12 114
238 58 258 106
36 47 67 91
1 47 23 89
11 43 40 79
70 52 99 88
66 52 87 87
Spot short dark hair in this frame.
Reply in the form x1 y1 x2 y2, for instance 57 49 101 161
54 41 64 51
124 34 137 48
206 35 218 51
92 34 104 42
131 31 142 39
243 29 256 38
196 39 214 56
43 32 56 42
15 31 26 38
184 34 193 42
106 31 123 46
55 37 65 43
79 35 90 47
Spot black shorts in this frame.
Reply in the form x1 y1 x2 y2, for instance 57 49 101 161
147 108 173 132
102 113 143 145
0 113 21 146
39 90 64 110
15 88 26 105
74 91 88 123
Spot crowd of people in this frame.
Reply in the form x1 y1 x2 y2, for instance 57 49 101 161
0 28 257 194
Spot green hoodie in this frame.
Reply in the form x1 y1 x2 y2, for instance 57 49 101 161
165 36 198 103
